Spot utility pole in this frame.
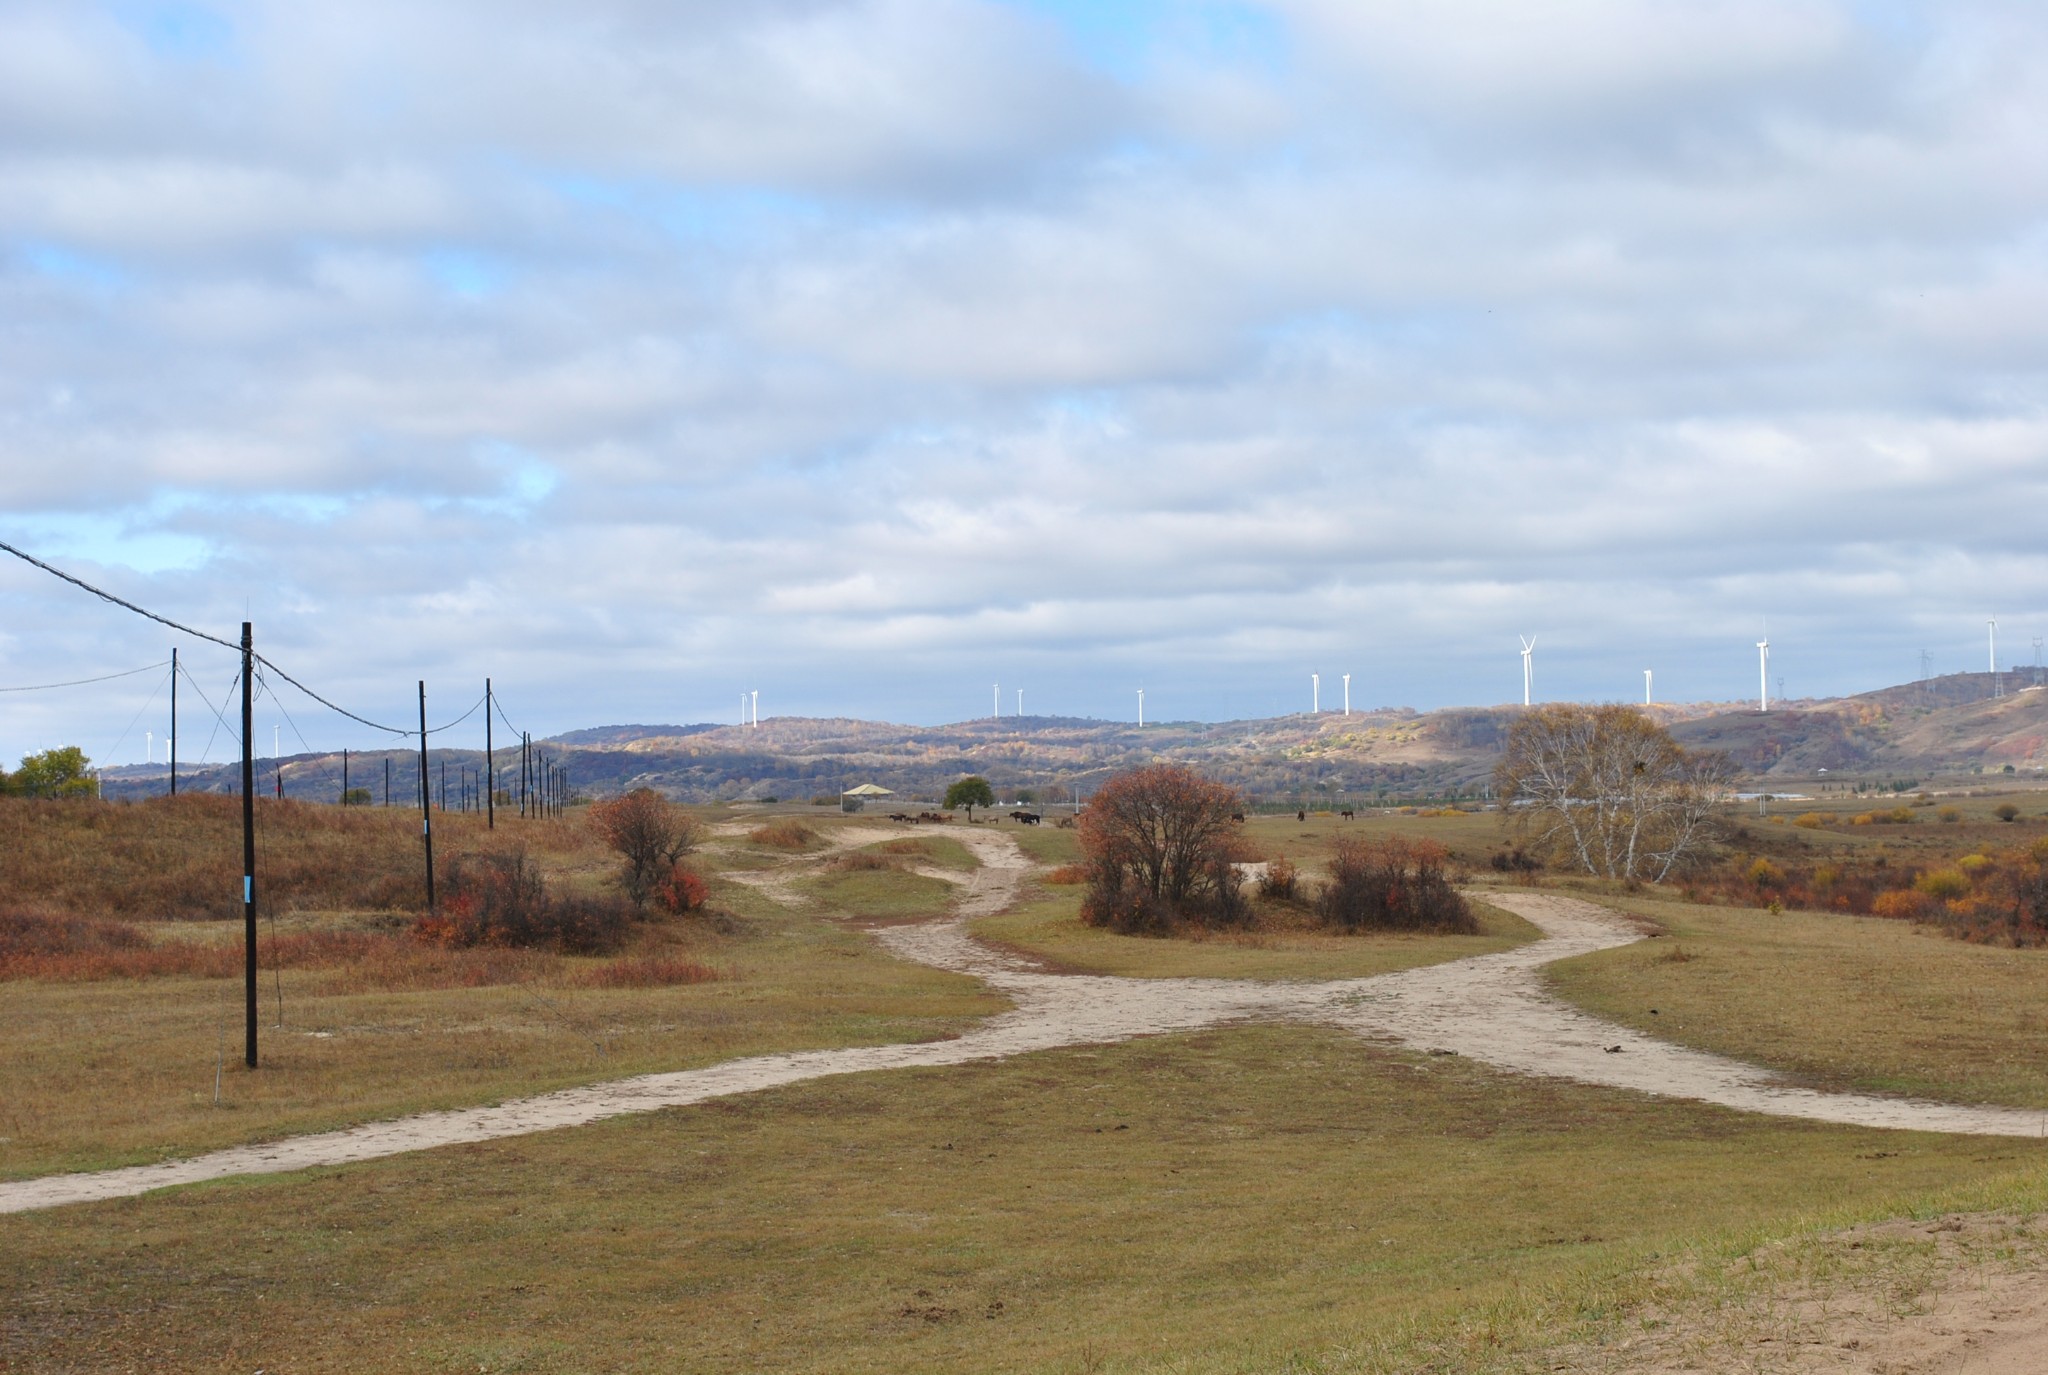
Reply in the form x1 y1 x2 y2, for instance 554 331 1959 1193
168 646 178 796
342 747 349 804
240 623 257 1069
384 755 391 807
419 682 435 910
484 678 495 829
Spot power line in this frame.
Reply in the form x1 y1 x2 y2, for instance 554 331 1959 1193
0 659 170 693
1 538 482 740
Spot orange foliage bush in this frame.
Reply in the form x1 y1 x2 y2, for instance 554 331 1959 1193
653 863 710 914
1042 864 1087 885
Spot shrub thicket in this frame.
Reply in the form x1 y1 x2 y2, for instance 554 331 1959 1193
1316 836 1475 934
415 850 629 954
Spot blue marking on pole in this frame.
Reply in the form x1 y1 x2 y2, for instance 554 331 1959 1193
243 875 252 903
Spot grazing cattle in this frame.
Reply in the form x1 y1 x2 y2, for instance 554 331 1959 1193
1009 811 1043 825
1296 809 1306 822
917 810 950 824
1230 812 1245 824
888 812 912 823
1340 808 1355 820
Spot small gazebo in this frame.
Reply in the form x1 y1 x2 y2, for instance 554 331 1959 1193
841 782 893 813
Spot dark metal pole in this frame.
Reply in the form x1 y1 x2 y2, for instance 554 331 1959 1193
342 748 349 805
241 623 257 1069
484 678 495 829
169 645 178 797
419 682 435 910
384 755 391 807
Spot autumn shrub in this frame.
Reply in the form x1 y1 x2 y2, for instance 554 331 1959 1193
749 819 817 849
1488 847 1541 874
573 954 722 989
1258 857 1300 901
653 863 709 915
1996 804 2021 822
415 850 629 954
1042 864 1087 885
1747 857 1785 891
1915 867 1971 901
1872 890 1932 922
1316 836 1476 934
1791 812 1827 829
1939 808 1962 823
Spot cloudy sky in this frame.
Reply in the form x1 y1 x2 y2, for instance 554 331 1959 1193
4 0 2046 763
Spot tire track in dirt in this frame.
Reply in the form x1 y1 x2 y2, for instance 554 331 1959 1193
5 832 2042 1215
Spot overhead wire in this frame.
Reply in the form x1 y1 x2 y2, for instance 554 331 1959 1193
102 662 175 767
2 540 498 743
0 659 169 693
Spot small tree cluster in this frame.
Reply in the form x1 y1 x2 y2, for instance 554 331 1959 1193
588 788 703 908
1316 836 1476 933
1079 764 1246 933
2 747 97 799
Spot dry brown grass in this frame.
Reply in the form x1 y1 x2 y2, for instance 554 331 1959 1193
0 794 611 920
749 818 819 849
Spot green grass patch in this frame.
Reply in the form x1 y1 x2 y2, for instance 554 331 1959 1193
1006 823 1081 865
795 865 963 922
972 886 1539 980
5 1025 2043 1373
1547 894 2048 1109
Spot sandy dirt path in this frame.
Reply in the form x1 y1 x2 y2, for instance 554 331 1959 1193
5 832 2042 1215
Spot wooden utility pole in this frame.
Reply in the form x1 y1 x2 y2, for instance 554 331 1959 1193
484 678 495 829
240 623 257 1069
419 682 435 910
169 646 178 797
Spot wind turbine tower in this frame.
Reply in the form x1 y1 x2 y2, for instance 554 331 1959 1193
1757 636 1770 712
993 683 999 719
1990 617 2000 697
1342 673 1351 716
1311 672 1319 714
1137 688 1144 728
750 690 759 727
1017 688 1023 717
1518 636 1536 707
1643 670 1652 706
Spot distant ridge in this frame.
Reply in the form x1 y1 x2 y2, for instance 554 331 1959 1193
99 673 2048 805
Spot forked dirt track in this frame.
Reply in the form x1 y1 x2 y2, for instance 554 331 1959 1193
4 829 2043 1216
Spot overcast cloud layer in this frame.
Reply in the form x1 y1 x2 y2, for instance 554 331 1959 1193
4 0 2047 762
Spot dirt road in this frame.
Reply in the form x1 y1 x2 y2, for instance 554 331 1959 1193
4 828 2042 1216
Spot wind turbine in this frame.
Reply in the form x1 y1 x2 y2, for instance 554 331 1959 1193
1342 673 1351 716
750 690 758 727
993 682 1000 719
1989 617 2000 697
1757 635 1770 712
1643 670 1652 706
1518 636 1536 707
1017 688 1023 717
146 730 153 765
1311 672 1319 714
1137 688 1144 727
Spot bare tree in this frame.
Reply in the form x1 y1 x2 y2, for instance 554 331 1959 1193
1495 705 1735 882
588 788 703 907
1078 764 1245 932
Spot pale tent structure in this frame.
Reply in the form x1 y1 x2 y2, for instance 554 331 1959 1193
841 782 893 813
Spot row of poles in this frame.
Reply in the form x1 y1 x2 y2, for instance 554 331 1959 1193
217 628 570 1071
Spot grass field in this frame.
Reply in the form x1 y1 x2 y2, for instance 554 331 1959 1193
5 1025 2044 1373
0 807 1005 1180
1546 891 2048 1110
973 886 1540 980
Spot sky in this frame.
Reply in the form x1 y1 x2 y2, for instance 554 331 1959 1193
3 0 2047 765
